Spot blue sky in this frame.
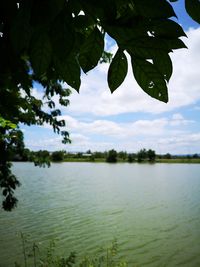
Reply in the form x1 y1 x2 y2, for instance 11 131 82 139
22 1 200 154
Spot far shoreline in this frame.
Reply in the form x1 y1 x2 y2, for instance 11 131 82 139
13 158 200 164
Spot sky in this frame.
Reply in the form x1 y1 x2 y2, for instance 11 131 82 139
22 1 200 155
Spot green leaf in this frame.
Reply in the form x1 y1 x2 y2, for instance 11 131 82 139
128 46 173 82
0 117 16 129
105 25 146 43
73 15 95 32
153 52 173 82
0 117 6 128
78 1 106 20
126 36 169 53
185 0 200 24
54 56 81 92
131 56 168 102
164 38 187 50
7 121 17 129
31 0 65 26
129 44 173 82
68 1 82 16
126 37 170 60
30 32 52 76
79 27 104 73
10 2 31 53
134 0 176 18
108 49 128 93
47 0 65 20
148 19 186 38
51 15 75 61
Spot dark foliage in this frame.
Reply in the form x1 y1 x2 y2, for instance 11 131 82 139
106 149 118 163
51 151 65 162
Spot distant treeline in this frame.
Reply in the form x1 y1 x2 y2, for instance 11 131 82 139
12 148 200 164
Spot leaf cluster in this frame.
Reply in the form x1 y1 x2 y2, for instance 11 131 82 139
0 124 23 210
1 0 197 108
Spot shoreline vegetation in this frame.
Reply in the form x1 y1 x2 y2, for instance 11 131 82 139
62 158 200 164
12 148 200 164
14 233 126 267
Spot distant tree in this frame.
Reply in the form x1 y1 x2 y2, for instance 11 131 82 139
147 149 156 162
51 151 64 162
94 151 107 159
127 153 135 163
137 149 147 162
192 153 199 159
118 151 127 161
164 153 172 159
76 152 83 158
106 149 118 163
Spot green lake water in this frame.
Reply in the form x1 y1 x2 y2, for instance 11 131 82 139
0 162 200 266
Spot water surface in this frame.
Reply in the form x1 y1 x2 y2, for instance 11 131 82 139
0 162 200 266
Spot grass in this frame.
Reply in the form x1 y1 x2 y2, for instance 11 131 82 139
156 158 200 164
15 234 127 267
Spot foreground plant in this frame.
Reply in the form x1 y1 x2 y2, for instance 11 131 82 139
14 234 126 267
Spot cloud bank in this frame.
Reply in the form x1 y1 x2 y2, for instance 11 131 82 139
67 27 200 116
27 28 200 154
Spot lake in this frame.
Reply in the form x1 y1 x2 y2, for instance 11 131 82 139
0 162 200 266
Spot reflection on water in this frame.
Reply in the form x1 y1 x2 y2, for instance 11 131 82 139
0 162 200 266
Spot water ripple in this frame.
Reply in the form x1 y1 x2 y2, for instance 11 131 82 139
0 162 200 267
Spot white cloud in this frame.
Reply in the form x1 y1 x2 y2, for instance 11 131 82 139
27 137 63 151
28 28 200 154
65 27 200 116
70 133 89 144
155 133 200 154
58 113 192 139
25 110 199 153
170 113 194 126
